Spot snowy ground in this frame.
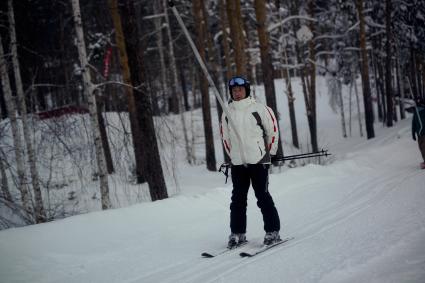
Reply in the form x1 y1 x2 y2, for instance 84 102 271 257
0 77 424 282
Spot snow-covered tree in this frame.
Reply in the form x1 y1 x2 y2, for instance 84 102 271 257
71 0 111 209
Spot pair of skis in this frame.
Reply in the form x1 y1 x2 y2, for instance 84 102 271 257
201 237 294 258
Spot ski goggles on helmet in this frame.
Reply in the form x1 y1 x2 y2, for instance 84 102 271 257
228 76 249 87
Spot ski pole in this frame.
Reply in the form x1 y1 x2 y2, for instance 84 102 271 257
280 153 330 161
273 150 331 162
167 0 247 166
279 149 329 159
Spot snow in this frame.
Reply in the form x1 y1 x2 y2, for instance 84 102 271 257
0 77 424 283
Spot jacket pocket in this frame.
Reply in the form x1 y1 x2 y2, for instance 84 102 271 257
257 141 263 156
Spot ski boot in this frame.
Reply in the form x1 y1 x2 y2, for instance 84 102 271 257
263 231 281 246
227 233 247 249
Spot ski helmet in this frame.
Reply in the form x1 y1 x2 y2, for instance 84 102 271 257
228 76 250 98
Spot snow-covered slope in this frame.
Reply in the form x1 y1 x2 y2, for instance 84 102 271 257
0 77 424 282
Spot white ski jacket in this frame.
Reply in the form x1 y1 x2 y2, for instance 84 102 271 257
220 96 279 165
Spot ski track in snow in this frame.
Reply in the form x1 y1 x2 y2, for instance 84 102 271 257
123 153 424 283
1 127 423 283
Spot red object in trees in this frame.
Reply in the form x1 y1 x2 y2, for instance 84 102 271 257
37 105 89 120
103 47 113 79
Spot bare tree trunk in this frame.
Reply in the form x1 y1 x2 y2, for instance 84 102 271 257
226 0 246 75
190 64 200 108
371 46 383 121
95 93 114 174
108 0 145 183
219 0 232 101
119 0 168 200
356 0 375 139
193 0 216 171
396 46 406 120
154 0 169 113
163 0 192 164
377 45 387 123
8 0 46 222
0 150 12 203
278 5 299 149
240 11 254 84
291 0 313 150
178 63 190 111
385 0 393 127
338 80 347 138
201 1 229 163
353 68 364 137
306 0 318 152
0 35 33 219
254 0 284 157
71 0 111 209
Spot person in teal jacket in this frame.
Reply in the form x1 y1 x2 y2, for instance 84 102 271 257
412 97 425 169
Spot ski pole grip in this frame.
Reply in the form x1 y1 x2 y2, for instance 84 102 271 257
168 0 175 7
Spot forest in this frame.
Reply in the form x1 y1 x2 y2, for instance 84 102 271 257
0 0 424 228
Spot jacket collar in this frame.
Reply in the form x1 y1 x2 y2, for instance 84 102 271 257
230 96 255 110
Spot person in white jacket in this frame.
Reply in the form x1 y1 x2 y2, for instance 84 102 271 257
220 76 281 248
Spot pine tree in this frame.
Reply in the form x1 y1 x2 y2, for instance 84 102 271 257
356 0 375 139
119 0 168 200
226 0 247 75
384 0 393 127
254 0 284 157
192 0 217 172
107 0 145 183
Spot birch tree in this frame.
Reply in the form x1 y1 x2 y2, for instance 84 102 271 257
8 0 46 223
71 0 111 209
0 148 12 203
0 35 33 220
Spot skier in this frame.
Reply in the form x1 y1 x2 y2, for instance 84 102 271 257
220 76 281 248
412 97 425 169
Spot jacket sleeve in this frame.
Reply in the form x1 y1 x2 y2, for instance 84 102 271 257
263 106 279 155
220 113 231 157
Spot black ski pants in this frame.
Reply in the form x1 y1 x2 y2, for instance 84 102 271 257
230 164 280 234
